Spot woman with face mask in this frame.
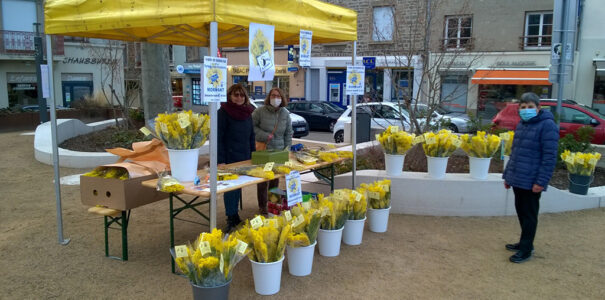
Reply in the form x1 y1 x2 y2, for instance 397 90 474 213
502 92 559 263
251 87 294 215
217 84 255 232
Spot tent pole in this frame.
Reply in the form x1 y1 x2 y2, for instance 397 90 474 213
46 35 70 245
351 41 357 189
209 21 218 230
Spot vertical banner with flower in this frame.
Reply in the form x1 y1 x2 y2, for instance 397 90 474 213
248 23 275 81
203 56 227 102
285 171 302 206
346 66 365 95
299 30 313 67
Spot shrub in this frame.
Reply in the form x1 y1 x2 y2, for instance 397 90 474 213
557 126 595 166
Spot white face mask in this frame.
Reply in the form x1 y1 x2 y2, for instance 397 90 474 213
270 97 282 108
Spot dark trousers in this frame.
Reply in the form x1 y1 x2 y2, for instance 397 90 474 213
257 179 279 212
224 189 241 217
513 187 541 252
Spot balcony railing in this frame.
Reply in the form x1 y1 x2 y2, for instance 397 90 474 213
0 30 64 56
520 35 551 50
440 37 474 51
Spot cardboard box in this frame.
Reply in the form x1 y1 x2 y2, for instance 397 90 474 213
251 150 289 164
80 162 168 210
267 189 317 215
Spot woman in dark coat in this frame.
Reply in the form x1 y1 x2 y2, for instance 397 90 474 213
218 84 255 231
503 92 559 263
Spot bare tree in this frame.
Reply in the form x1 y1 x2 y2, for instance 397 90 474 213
370 0 483 134
86 40 140 129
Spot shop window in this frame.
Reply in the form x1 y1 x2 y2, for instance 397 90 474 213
192 78 201 105
444 15 472 50
267 76 289 97
524 12 553 49
593 71 605 113
391 69 414 102
372 6 394 42
441 75 468 113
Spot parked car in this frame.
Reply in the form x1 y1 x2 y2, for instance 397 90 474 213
492 99 605 144
332 102 411 143
411 103 471 133
250 101 309 138
286 101 345 131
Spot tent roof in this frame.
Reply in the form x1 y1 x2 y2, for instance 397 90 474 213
44 0 357 46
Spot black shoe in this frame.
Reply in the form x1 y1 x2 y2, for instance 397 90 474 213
224 214 242 233
505 243 520 252
509 250 532 263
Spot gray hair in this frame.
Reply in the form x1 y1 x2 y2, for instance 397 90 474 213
520 92 540 106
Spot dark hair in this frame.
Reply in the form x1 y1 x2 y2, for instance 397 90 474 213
227 84 250 105
520 92 540 107
264 87 288 107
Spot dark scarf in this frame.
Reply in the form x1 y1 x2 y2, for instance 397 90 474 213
221 100 254 120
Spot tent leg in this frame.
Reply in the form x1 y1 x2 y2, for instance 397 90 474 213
351 41 357 189
46 34 70 245
209 21 218 230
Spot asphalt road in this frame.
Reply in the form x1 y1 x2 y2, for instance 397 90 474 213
300 130 334 143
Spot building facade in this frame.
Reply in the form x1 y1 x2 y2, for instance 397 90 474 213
0 0 125 110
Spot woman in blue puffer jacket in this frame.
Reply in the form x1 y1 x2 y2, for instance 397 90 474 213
503 92 559 263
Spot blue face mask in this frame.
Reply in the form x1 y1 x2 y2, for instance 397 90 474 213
519 108 538 121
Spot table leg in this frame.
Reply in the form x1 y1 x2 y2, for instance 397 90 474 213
330 163 335 192
104 216 109 258
121 210 129 261
169 193 175 273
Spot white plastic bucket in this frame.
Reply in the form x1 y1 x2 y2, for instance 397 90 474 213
342 217 366 246
249 256 284 295
503 155 510 170
469 156 492 180
167 148 200 182
367 207 391 233
317 227 344 257
286 241 316 277
427 156 449 179
384 154 405 176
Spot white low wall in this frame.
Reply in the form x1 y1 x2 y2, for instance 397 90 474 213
334 170 605 217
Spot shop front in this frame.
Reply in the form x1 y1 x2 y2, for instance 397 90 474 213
592 60 605 113
228 65 297 101
6 72 38 107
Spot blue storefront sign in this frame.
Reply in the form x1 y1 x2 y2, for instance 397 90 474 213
255 86 263 94
363 57 375 69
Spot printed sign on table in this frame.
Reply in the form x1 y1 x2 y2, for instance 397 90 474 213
299 30 312 67
248 23 275 81
285 171 302 206
203 56 227 102
345 66 365 95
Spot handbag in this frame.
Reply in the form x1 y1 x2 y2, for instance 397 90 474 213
256 111 280 151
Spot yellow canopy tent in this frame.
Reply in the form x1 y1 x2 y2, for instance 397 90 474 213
43 0 358 244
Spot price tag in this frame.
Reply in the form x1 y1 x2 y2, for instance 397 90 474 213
250 216 263 230
390 126 399 133
383 185 390 192
201 232 207 241
139 127 152 136
219 254 224 273
589 158 598 166
301 201 311 210
576 158 585 165
285 161 294 167
369 191 380 199
375 134 381 141
292 215 305 227
413 136 425 145
174 245 188 258
387 136 392 143
426 137 437 145
263 219 271 227
178 118 191 129
352 191 362 202
160 123 169 134
235 239 248 255
499 132 510 140
452 139 462 147
264 162 275 172
333 190 344 200
199 241 211 256
565 156 574 164
284 211 292 222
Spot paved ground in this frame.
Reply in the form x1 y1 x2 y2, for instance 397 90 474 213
1 130 605 299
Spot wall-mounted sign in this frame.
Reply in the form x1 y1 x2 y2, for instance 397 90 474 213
363 57 376 69
62 57 117 64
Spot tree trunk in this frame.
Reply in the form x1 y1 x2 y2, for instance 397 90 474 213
141 43 172 123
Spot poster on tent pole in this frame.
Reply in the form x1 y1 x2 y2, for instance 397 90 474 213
345 66 365 95
203 56 228 102
248 23 275 81
299 30 312 67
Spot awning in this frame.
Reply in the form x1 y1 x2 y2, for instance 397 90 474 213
471 69 551 85
44 0 357 47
